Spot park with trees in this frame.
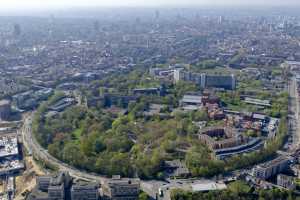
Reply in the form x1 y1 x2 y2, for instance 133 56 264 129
32 67 289 179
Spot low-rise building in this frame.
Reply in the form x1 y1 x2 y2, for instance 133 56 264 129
102 176 140 200
158 179 227 200
198 126 263 159
48 184 65 200
244 97 271 107
37 176 51 192
277 174 296 190
143 104 170 117
71 181 99 200
198 126 242 150
133 87 164 96
29 171 72 200
180 94 203 111
49 98 76 112
0 100 11 121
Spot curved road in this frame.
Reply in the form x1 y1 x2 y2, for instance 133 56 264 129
21 113 107 182
21 113 160 199
22 81 300 200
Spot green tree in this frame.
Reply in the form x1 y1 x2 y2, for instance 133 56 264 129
62 142 86 168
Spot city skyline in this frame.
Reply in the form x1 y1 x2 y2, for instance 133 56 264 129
2 0 300 11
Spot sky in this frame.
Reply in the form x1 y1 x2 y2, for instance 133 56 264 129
1 0 300 11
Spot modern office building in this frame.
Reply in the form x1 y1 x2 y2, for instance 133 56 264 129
277 174 296 190
102 176 140 200
0 100 11 121
29 171 72 200
71 181 99 200
174 69 236 90
37 176 51 192
48 184 65 200
252 156 291 180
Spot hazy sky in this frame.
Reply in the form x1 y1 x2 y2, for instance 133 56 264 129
1 0 300 11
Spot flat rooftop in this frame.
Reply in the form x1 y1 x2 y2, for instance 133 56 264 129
0 100 10 106
244 97 271 107
0 158 24 174
72 180 99 190
181 95 202 104
191 182 227 192
258 156 290 169
0 135 18 158
104 177 140 186
161 179 227 192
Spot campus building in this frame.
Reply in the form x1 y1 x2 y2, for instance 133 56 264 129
198 126 263 159
102 176 140 200
252 156 291 180
71 181 99 200
0 100 11 121
277 174 296 190
198 126 243 150
29 171 72 200
174 70 236 90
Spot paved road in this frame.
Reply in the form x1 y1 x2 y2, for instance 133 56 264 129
21 114 107 182
21 113 164 199
288 77 300 150
22 81 300 200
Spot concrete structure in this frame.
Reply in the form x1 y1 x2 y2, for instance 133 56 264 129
244 97 271 107
149 67 177 77
143 104 169 117
286 61 300 71
0 134 24 176
180 94 203 110
37 176 51 192
48 184 65 200
49 98 76 112
277 174 296 190
205 74 236 90
0 100 11 121
102 176 140 200
198 127 243 150
0 135 19 158
180 95 202 106
158 179 227 200
133 87 164 96
29 171 72 200
71 181 99 200
164 160 190 177
252 156 291 180
0 158 24 176
12 90 37 110
214 138 263 159
174 70 236 90
198 126 263 159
